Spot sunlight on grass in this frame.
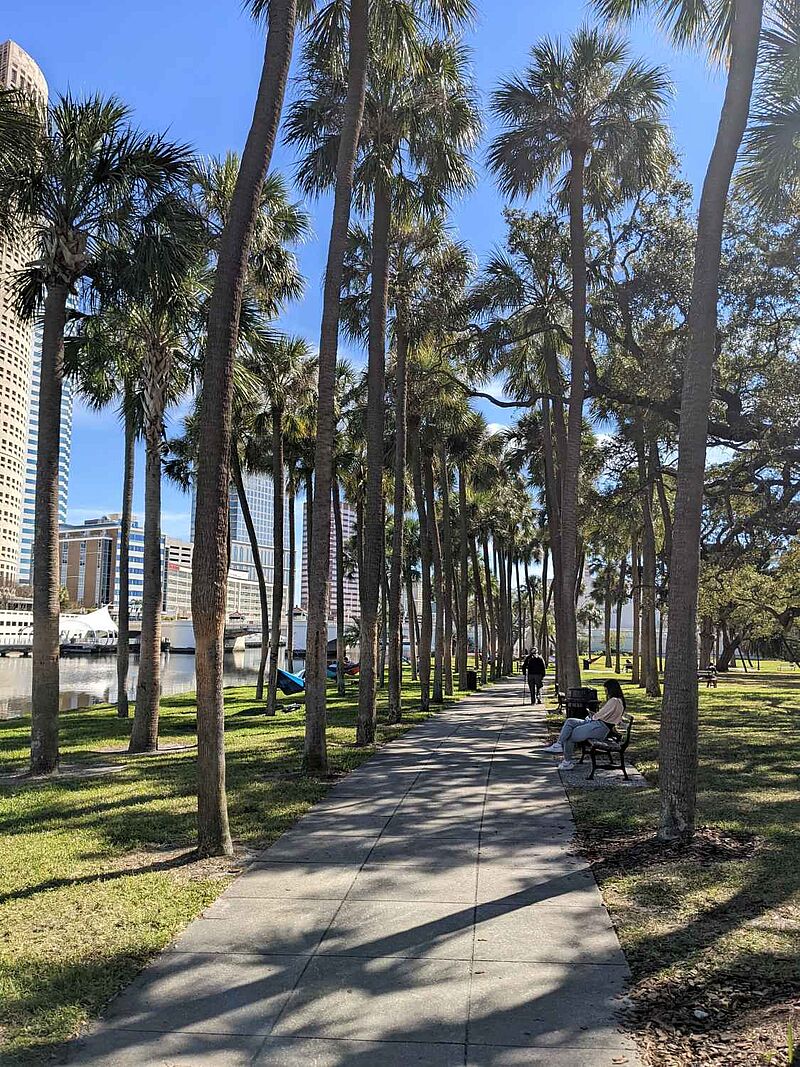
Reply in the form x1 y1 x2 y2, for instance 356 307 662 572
0 671 466 1063
552 665 800 1065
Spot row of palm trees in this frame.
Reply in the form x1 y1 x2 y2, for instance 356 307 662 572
0 0 797 858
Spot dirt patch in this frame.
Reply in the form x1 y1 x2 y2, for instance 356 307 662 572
579 826 761 876
99 845 250 884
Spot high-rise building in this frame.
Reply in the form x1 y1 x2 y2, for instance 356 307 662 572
18 320 73 584
300 497 360 623
58 515 147 610
162 536 193 618
191 471 290 621
0 41 48 583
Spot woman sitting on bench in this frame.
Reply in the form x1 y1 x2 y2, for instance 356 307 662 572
543 680 626 771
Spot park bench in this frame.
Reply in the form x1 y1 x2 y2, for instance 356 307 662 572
698 668 718 688
577 715 634 781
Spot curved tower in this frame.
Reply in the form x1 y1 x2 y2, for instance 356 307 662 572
0 41 48 583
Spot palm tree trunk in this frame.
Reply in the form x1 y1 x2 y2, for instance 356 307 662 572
357 173 391 745
410 421 432 710
471 538 489 685
481 533 497 680
116 397 136 719
457 465 469 690
615 555 627 675
30 282 68 775
524 558 535 650
379 557 388 688
304 0 369 773
332 479 347 697
424 457 445 703
495 544 506 679
699 614 714 668
231 446 269 700
631 533 641 684
387 328 407 723
193 0 296 854
539 546 550 660
520 563 526 661
130 430 162 752
266 408 285 715
504 541 515 674
405 565 418 683
286 474 296 670
438 444 454 696
604 590 613 669
540 396 565 685
637 440 661 697
660 0 762 843
559 148 587 691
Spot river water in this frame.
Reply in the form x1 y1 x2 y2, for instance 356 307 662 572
0 650 304 719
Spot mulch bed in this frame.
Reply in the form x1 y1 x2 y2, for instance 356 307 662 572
579 825 761 874
575 827 798 1066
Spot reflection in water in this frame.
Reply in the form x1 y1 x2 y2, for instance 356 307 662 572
0 650 304 719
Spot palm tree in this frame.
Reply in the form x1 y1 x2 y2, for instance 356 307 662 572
65 310 146 721
489 28 672 692
0 94 190 776
191 0 301 855
357 35 480 743
292 0 478 767
253 337 316 716
741 0 800 209
195 158 309 704
286 0 370 774
594 0 765 843
103 196 207 754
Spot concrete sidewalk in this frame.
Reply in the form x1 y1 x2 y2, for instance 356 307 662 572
71 678 640 1066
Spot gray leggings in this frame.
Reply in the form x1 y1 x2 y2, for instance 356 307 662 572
558 717 609 760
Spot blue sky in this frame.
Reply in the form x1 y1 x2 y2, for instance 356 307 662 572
3 0 725 539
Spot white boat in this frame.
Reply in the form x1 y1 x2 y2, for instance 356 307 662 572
0 605 118 655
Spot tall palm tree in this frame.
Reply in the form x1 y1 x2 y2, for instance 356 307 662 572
0 94 191 776
286 0 370 774
65 310 145 720
104 195 208 754
250 337 316 716
489 28 672 692
194 157 309 705
595 0 765 843
291 0 478 768
191 0 301 855
357 35 480 743
341 215 474 719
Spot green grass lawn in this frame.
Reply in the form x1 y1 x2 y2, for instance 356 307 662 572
0 672 467 1064
549 664 800 1066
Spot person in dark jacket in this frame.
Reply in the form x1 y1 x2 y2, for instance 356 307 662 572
521 648 546 704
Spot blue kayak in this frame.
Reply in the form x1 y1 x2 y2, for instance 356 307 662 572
276 667 305 695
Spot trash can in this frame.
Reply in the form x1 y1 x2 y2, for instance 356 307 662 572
466 668 478 690
565 686 599 718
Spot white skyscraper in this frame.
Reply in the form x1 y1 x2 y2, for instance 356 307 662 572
0 41 48 582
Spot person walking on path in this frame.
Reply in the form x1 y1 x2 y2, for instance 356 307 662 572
543 679 626 770
521 648 546 704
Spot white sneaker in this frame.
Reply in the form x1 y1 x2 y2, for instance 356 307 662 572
557 759 576 770
542 742 563 754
